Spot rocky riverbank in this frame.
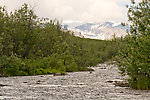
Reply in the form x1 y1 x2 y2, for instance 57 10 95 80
0 64 150 100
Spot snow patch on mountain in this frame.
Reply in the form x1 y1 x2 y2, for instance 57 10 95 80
112 22 121 27
63 21 129 40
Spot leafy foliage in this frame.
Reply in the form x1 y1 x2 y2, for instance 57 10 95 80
0 3 119 76
116 0 150 90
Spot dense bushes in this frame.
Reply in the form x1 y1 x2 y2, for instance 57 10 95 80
116 0 150 90
0 4 119 76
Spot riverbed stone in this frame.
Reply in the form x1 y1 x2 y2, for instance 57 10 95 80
0 64 150 100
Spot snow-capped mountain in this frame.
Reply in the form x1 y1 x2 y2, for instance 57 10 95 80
65 21 129 40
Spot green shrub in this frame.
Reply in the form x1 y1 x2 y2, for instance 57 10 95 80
116 0 150 90
51 69 60 75
0 3 119 77
35 68 47 75
0 53 26 76
61 54 78 72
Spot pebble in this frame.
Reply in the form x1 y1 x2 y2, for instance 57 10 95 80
0 64 150 100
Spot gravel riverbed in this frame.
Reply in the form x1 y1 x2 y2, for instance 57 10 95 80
0 64 150 100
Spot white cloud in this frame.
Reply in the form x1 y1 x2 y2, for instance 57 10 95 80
0 0 139 23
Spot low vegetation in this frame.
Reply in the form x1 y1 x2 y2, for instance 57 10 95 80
116 0 150 90
0 4 119 77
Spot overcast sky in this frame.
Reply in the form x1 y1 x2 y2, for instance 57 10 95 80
0 0 140 23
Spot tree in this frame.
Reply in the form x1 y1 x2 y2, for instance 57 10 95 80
116 0 150 90
11 3 38 58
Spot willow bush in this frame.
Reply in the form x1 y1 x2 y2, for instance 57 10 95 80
116 0 150 90
0 3 119 76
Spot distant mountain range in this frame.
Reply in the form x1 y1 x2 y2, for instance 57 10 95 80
62 21 129 40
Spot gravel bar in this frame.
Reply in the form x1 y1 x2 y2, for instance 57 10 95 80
0 64 150 100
